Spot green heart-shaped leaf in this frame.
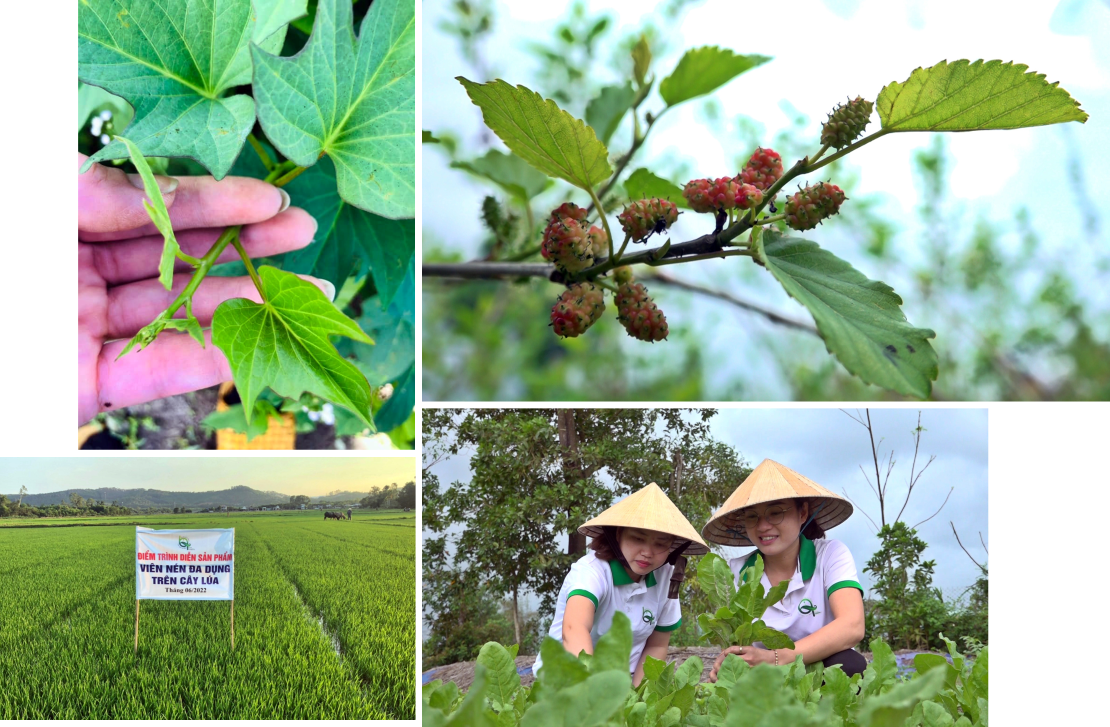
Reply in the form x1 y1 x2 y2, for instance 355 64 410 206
659 46 770 107
211 266 375 428
252 0 416 218
756 229 938 399
458 78 612 191
78 0 279 179
253 0 307 45
878 59 1088 132
451 150 554 203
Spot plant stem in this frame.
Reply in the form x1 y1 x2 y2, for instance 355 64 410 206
161 226 242 318
232 235 266 302
587 187 616 261
752 214 785 226
613 233 632 264
265 160 297 184
247 134 274 171
593 106 667 203
805 128 891 174
176 250 204 266
646 249 754 267
594 279 619 294
808 143 831 165
273 165 308 187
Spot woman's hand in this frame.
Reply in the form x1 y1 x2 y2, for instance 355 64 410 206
709 645 795 680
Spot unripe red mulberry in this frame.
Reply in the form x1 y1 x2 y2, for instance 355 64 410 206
549 202 588 223
734 183 763 210
784 182 847 231
683 177 740 214
550 283 606 338
616 281 668 342
739 147 784 192
613 266 634 285
542 216 594 273
588 225 609 258
619 198 679 241
821 97 873 150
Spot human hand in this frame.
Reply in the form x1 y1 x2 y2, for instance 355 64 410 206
709 645 780 680
78 154 327 425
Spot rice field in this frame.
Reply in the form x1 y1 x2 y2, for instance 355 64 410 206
0 509 415 718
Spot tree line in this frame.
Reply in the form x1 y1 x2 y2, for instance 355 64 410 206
0 491 132 518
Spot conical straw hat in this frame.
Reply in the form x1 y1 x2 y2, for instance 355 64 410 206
702 459 853 547
579 483 709 556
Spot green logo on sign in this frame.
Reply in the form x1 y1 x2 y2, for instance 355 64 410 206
642 607 655 625
799 598 819 616
178 536 192 551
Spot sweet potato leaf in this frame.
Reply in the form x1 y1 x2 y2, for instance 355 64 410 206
252 0 416 217
458 78 612 191
878 60 1087 133
210 266 375 428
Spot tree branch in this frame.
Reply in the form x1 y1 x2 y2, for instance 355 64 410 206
950 520 986 573
423 262 556 280
645 271 819 335
911 486 953 529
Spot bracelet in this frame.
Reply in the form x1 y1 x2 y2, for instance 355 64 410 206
774 649 778 666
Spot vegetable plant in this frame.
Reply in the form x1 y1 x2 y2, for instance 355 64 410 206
78 0 415 438
695 552 795 652
424 39 1087 399
422 610 988 726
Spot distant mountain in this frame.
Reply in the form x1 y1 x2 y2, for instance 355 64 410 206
8 485 292 510
310 491 368 503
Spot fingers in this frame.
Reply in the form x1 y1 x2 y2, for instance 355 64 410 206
80 164 289 242
89 207 319 285
96 330 232 415
78 153 179 234
106 273 336 340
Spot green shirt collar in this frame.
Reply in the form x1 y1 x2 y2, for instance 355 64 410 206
742 535 816 582
609 558 658 587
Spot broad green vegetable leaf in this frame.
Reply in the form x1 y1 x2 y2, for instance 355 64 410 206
118 307 205 359
697 553 736 610
624 168 687 208
444 664 495 727
338 292 415 386
201 400 283 441
861 637 899 697
451 150 554 202
424 679 460 712
535 636 589 693
211 266 375 428
585 83 636 145
726 665 810 727
591 611 632 674
78 0 277 179
521 670 631 727
252 0 307 45
374 363 414 434
714 654 748 693
756 229 938 399
283 157 416 304
856 668 946 727
753 627 795 650
920 700 956 727
476 642 521 710
252 0 416 218
78 82 132 132
115 136 179 290
458 78 612 191
878 60 1088 132
761 579 791 617
659 47 770 107
913 653 950 676
675 656 702 689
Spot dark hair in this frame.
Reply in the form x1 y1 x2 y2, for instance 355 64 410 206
588 526 620 561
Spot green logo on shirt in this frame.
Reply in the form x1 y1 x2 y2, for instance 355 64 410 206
642 607 655 625
799 598 819 617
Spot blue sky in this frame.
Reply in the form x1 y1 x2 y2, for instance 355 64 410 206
2 457 417 499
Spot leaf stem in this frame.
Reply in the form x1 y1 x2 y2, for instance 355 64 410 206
161 226 242 319
594 279 619 294
587 187 616 261
247 134 275 172
232 235 266 303
273 165 308 187
752 214 785 226
613 233 632 264
176 251 204 266
805 128 891 174
808 144 831 166
646 249 755 267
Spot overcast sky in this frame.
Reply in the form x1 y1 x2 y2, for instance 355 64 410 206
1 457 417 499
423 408 988 608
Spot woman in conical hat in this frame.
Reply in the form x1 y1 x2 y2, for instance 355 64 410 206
702 459 867 679
533 483 708 686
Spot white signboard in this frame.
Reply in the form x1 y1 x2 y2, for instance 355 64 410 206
135 527 235 600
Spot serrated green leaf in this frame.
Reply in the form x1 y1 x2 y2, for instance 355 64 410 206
623 168 687 208
458 78 612 191
252 0 416 217
200 400 282 441
477 642 521 711
451 150 554 202
211 266 374 429
585 83 636 145
283 156 415 303
756 229 938 398
659 46 770 107
78 0 274 179
877 59 1087 133
253 0 307 45
114 136 180 290
632 36 651 88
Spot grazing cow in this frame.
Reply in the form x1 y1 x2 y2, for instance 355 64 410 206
324 511 343 521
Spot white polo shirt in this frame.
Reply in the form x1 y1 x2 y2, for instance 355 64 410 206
534 551 682 675
728 536 862 645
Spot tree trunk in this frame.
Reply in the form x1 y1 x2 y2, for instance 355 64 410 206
558 409 587 556
512 586 522 647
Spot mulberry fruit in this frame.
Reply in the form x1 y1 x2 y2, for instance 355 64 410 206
619 198 679 241
616 281 668 342
784 182 847 231
739 147 784 192
588 225 609 258
683 177 740 214
734 183 763 210
550 283 606 338
821 97 873 150
542 216 594 273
